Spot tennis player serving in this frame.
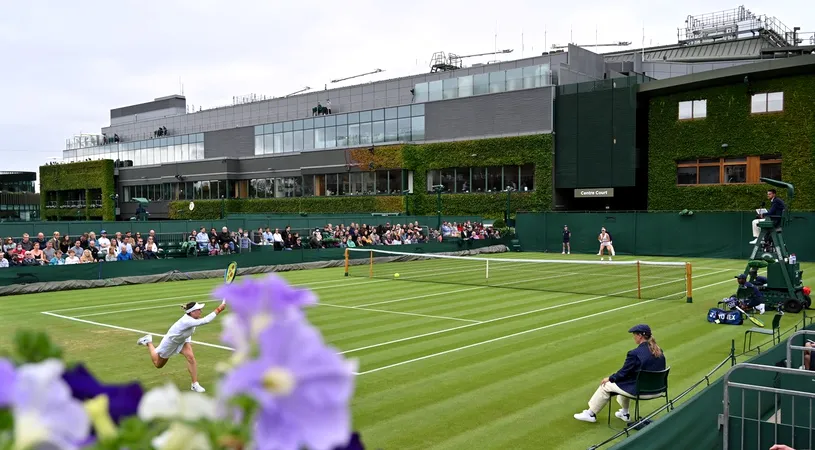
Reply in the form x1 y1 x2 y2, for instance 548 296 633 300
136 300 226 393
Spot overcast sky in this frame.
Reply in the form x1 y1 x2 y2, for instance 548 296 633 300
0 1 811 176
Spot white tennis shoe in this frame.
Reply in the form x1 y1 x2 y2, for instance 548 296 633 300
573 409 597 423
137 335 152 346
191 382 206 393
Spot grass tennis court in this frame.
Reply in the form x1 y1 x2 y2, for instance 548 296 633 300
1 252 810 449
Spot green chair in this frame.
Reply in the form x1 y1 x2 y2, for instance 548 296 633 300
510 239 522 252
607 367 671 426
743 313 783 353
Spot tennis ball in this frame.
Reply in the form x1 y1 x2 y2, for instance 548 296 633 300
394 273 400 278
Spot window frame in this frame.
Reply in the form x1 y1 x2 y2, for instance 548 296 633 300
750 92 784 114
678 99 707 120
676 156 781 186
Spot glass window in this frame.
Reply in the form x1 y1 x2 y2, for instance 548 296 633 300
372 121 385 143
474 73 489 95
724 164 746 183
471 167 486 192
313 117 324 128
426 170 439 192
347 112 359 124
442 78 458 99
303 129 314 151
303 118 314 129
273 122 283 133
428 80 443 101
767 92 783 112
200 181 211 200
336 114 347 125
348 173 360 195
761 162 782 180
264 124 274 134
411 116 425 141
678 101 692 119
397 118 411 141
751 94 766 113
359 110 371 122
335 125 348 147
376 170 388 194
348 123 360 146
273 134 283 154
506 68 523 91
263 135 273 154
363 171 375 194
699 166 719 184
411 103 424 116
283 121 292 132
338 173 349 196
440 169 454 192
325 174 337 196
455 168 470 193
389 170 402 194
283 132 293 152
293 130 304 151
182 134 190 144
523 66 542 88
372 109 384 121
385 108 398 120
693 100 707 118
520 163 534 191
677 167 696 184
487 166 502 191
489 71 505 93
414 82 429 103
302 175 314 196
397 106 411 118
325 115 335 127
324 126 336 148
385 120 398 142
360 123 372 144
293 120 303 131
314 128 325 149
504 165 520 190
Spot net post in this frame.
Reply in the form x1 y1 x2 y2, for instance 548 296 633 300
636 261 641 300
369 251 373 278
686 262 693 303
344 249 349 277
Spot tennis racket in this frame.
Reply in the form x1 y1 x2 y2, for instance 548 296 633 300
735 305 765 327
222 261 238 305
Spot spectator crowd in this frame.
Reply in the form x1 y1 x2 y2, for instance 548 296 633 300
0 221 498 268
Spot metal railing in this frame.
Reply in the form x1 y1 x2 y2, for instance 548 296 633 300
722 363 815 450
786 330 815 369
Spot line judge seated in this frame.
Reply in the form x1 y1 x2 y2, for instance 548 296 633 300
750 189 785 245
573 324 666 423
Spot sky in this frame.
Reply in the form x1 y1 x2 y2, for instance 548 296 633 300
0 1 812 180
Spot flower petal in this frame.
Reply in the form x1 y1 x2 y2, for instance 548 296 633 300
178 392 218 421
138 383 181 421
0 358 15 407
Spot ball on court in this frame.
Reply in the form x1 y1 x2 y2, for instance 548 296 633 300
394 273 400 278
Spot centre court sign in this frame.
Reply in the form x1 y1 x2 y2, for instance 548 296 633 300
574 188 614 198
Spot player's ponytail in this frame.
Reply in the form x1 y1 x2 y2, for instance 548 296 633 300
646 334 663 358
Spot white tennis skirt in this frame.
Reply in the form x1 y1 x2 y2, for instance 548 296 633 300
156 337 191 359
601 241 613 247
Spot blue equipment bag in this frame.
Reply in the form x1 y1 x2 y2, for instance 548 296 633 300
707 308 743 325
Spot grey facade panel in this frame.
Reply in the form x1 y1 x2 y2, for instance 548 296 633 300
424 87 554 141
204 127 254 159
111 96 186 119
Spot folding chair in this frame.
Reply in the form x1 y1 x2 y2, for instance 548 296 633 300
743 313 783 353
608 367 670 426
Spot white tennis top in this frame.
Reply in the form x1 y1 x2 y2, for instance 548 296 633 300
161 311 218 347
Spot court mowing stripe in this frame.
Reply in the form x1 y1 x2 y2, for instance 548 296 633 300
339 268 733 354
354 276 737 375
318 303 483 323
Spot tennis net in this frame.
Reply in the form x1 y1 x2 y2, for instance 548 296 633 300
344 248 692 301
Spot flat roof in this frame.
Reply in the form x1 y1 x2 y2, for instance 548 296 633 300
638 55 815 96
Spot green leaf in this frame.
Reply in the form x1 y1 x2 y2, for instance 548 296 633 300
0 410 12 433
12 330 63 364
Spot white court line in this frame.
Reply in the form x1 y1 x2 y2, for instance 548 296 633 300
339 268 732 354
355 272 575 308
318 303 482 323
72 304 182 318
355 275 737 375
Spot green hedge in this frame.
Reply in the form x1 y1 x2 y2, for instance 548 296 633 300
39 160 116 221
170 134 552 220
648 74 815 211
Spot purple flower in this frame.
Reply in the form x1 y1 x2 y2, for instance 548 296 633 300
0 358 16 407
334 432 366 450
12 359 90 450
62 363 143 424
219 318 356 450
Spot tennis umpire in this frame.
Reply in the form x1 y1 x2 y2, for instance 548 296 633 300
573 324 666 423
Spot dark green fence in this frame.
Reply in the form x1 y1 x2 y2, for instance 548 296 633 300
516 212 815 261
0 215 483 239
0 238 499 288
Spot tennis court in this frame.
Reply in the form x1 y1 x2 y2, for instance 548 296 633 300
1 251 801 449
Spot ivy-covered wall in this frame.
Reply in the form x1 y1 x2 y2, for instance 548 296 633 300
170 134 553 220
648 74 815 211
39 160 116 221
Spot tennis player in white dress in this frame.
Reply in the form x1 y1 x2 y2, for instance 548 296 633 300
136 300 226 393
597 227 616 260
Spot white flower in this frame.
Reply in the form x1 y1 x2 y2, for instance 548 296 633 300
138 383 217 422
151 421 212 450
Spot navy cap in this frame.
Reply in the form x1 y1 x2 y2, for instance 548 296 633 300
628 324 651 335
100 230 106 234
735 273 747 279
